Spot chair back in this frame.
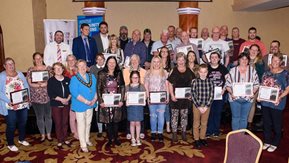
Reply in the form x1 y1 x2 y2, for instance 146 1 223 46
224 129 263 163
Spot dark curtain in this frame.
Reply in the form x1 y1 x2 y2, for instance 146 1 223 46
0 25 5 72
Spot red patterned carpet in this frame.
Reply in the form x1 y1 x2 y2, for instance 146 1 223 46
0 107 288 163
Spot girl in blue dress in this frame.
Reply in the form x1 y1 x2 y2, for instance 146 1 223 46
126 71 146 146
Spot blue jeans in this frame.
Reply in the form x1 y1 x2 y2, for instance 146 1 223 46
164 105 170 123
5 108 28 146
207 99 224 135
149 104 166 133
230 99 252 130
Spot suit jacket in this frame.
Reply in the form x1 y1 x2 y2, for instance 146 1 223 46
72 36 98 67
93 33 110 54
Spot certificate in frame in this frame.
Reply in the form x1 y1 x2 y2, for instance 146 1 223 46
103 93 121 107
175 87 191 99
149 91 167 104
232 82 253 97
214 86 223 100
157 44 173 52
31 70 49 83
126 91 146 106
257 86 279 103
10 88 29 105
176 45 193 55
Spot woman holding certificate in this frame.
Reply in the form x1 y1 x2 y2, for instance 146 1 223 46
47 62 71 147
144 56 169 142
69 60 97 152
187 50 200 78
97 56 125 147
0 57 30 152
225 52 259 131
259 53 289 152
104 34 124 67
168 52 195 142
64 54 79 140
27 52 52 142
247 44 265 129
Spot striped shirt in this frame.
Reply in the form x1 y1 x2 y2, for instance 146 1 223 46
191 78 215 107
225 65 259 102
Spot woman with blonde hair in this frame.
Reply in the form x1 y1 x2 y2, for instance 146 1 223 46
144 56 169 142
104 34 124 67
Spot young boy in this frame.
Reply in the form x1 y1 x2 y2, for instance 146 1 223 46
191 64 214 149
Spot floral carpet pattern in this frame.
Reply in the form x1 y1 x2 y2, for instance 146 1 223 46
0 119 228 163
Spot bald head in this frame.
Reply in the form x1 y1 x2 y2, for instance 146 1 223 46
201 27 209 40
211 26 220 41
132 29 141 42
181 31 190 43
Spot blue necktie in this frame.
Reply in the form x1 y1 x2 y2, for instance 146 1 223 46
84 38 91 62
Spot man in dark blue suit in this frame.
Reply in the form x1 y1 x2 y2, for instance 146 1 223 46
72 23 98 67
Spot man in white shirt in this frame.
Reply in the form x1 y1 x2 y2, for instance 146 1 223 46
44 30 72 67
203 26 230 67
151 29 176 57
93 21 109 53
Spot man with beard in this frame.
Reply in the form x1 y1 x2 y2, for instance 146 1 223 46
119 26 131 50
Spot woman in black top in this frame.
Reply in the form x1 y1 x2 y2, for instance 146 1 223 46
168 52 195 142
47 62 71 147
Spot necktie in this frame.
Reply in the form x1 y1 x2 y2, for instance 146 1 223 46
57 44 62 62
84 38 91 62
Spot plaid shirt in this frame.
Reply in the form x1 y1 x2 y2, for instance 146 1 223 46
191 78 215 107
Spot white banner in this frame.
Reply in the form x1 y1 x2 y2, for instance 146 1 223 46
43 19 76 49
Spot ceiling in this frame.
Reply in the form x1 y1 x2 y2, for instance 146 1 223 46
232 0 289 11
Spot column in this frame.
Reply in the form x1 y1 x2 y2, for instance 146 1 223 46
83 2 106 17
177 2 200 32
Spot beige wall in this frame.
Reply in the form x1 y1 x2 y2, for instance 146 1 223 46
0 0 35 71
1 0 289 71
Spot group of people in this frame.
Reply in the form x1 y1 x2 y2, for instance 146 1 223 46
0 22 288 154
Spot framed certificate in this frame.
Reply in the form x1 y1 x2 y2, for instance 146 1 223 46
10 88 29 105
157 44 173 52
149 91 167 104
31 70 49 83
268 53 287 67
103 93 121 107
175 87 191 99
257 86 279 103
228 41 234 50
241 46 250 53
232 82 253 97
176 45 193 55
214 86 223 100
197 39 203 49
126 92 146 106
205 49 220 63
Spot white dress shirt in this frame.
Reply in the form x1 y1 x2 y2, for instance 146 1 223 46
44 41 72 67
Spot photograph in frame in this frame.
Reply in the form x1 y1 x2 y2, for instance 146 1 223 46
10 88 29 105
127 92 146 106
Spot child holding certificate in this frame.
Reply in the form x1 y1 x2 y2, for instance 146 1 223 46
191 64 214 149
126 71 146 146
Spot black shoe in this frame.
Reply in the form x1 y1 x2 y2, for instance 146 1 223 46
158 134 164 142
151 133 156 142
106 140 112 148
181 132 187 141
114 139 121 146
200 139 208 147
194 140 201 149
97 133 102 138
172 132 178 142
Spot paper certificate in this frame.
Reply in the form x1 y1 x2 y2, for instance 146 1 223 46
176 45 193 55
175 87 191 99
149 91 167 104
214 86 223 100
103 93 121 107
157 44 173 52
205 49 220 63
10 88 29 105
228 41 234 50
232 82 253 97
126 92 146 106
268 54 288 67
31 71 49 83
257 86 279 103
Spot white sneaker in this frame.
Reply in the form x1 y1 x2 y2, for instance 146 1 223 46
262 143 270 150
7 145 18 152
140 133 145 139
126 134 132 140
18 140 30 146
136 139 142 146
131 139 137 147
267 145 277 152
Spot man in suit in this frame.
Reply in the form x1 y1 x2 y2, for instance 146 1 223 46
72 23 98 67
93 21 109 54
